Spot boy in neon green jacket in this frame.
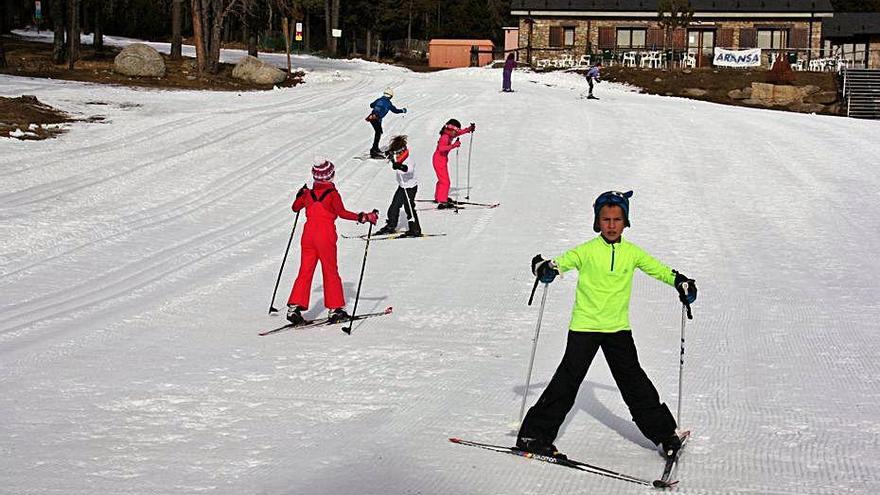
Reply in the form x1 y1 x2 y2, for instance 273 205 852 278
517 190 697 460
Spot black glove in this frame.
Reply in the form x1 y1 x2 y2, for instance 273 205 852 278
531 254 559 284
673 271 697 305
295 183 309 198
392 161 408 172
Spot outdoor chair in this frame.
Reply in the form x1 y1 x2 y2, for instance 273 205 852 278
577 54 591 68
682 53 696 69
622 51 637 67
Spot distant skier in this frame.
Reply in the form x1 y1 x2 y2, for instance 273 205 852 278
374 135 422 237
502 52 517 92
286 159 378 325
585 61 601 99
432 119 475 209
517 190 698 460
366 88 407 159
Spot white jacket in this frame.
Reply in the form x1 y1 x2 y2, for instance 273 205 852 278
392 149 418 189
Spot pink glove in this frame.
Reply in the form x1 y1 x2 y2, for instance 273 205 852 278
358 211 379 225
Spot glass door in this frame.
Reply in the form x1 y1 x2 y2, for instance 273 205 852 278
687 29 715 67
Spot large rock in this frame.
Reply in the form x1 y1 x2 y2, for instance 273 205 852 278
804 91 838 105
802 85 821 96
751 82 774 101
114 43 166 77
789 102 826 113
232 56 287 85
682 87 707 97
772 85 802 105
728 88 749 100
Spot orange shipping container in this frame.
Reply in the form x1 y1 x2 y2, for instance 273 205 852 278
428 39 495 69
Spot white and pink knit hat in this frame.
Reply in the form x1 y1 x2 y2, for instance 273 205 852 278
311 159 335 181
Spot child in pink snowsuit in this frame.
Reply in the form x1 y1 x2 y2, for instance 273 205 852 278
286 160 378 326
432 119 475 209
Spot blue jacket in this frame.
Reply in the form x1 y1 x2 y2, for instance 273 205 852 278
587 66 601 81
370 96 404 121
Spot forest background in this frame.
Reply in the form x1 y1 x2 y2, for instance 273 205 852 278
1 0 880 73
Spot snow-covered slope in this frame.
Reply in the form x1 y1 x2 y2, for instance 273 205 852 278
2 32 879 494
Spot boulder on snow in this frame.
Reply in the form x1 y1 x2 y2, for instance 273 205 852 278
728 88 749 100
804 91 838 105
232 56 287 85
114 43 166 77
682 88 707 97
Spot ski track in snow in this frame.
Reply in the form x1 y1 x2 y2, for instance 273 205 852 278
2 31 880 495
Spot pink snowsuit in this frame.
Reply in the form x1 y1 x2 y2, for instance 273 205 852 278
287 181 359 310
432 126 473 203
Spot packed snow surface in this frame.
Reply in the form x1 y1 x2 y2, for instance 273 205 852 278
2 31 879 494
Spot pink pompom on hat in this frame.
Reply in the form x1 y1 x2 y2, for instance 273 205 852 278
311 159 335 181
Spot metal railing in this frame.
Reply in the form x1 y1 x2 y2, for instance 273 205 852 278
843 68 880 119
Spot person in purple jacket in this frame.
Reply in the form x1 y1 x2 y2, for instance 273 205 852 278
502 52 517 92
585 61 602 100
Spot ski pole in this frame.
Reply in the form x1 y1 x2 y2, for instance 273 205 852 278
519 282 549 426
676 303 688 426
343 210 378 335
455 147 460 204
466 132 474 200
268 208 301 314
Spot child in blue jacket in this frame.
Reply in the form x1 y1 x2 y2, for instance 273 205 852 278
366 88 407 158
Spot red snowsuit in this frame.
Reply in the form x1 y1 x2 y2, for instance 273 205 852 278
287 182 359 310
432 126 473 203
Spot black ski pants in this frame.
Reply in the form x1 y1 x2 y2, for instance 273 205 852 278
370 119 383 154
386 185 420 232
587 78 595 95
518 330 676 446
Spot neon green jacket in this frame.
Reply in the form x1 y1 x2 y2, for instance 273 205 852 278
554 236 676 332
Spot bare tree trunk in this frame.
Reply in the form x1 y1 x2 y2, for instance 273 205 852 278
171 0 183 60
366 29 371 59
52 0 66 64
67 0 80 70
245 11 257 56
330 0 338 56
208 1 223 73
93 2 104 52
191 0 207 72
0 0 6 70
304 10 310 51
324 0 330 54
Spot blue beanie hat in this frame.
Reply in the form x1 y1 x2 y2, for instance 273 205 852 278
593 190 633 232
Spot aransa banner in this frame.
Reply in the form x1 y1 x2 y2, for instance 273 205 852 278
713 48 761 67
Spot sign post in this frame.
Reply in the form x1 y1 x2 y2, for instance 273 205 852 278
295 22 303 54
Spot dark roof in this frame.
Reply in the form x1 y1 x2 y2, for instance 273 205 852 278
822 12 880 36
510 0 834 13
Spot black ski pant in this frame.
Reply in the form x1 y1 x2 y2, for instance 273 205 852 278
587 78 595 96
386 185 420 233
518 330 676 446
370 119 383 154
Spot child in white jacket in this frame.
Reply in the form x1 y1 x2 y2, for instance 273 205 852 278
374 135 422 237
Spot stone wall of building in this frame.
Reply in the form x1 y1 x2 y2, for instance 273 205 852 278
517 16 826 66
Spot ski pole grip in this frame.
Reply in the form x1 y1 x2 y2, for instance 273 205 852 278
527 275 540 306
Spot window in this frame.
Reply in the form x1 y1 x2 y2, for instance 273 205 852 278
835 42 867 65
549 26 576 48
616 28 646 48
757 29 787 50
564 27 575 47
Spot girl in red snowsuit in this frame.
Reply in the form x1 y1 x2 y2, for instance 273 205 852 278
286 160 377 325
432 119 475 208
